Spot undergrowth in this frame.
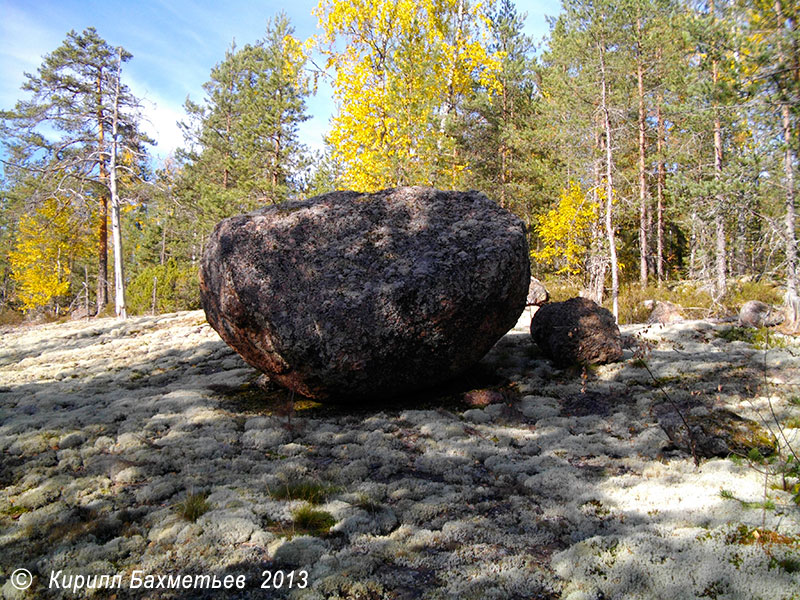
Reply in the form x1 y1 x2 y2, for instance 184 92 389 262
716 327 788 350
541 277 782 325
734 326 800 512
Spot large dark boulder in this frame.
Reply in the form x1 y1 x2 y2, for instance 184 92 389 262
200 186 530 400
530 297 622 366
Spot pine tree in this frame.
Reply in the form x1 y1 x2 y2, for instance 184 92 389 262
540 0 633 318
0 28 149 315
179 13 310 234
739 0 800 325
457 0 558 222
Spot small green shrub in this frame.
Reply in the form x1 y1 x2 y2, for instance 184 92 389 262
717 327 757 344
716 327 787 349
175 491 210 522
1 504 30 519
291 504 335 536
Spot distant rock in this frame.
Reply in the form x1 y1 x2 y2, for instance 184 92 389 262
200 186 530 400
739 300 784 328
526 277 549 307
530 297 622 367
645 300 683 325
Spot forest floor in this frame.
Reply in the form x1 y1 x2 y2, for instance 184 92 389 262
1 310 799 599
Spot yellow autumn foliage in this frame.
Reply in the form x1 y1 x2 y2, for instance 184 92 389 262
314 0 503 192
9 197 86 312
532 181 598 275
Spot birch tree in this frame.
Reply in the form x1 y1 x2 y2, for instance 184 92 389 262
314 0 503 191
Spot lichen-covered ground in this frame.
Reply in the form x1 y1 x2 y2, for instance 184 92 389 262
1 310 799 599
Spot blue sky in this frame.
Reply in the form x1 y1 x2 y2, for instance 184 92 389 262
0 0 562 160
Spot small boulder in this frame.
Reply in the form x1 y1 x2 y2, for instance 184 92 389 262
645 300 684 325
200 186 530 400
530 297 622 367
526 277 549 307
463 389 504 408
739 300 784 328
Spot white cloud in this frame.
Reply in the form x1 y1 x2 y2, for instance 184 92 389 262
133 90 186 159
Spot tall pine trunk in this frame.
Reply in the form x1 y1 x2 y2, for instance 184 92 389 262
776 0 799 326
588 126 606 304
783 101 799 326
656 85 666 283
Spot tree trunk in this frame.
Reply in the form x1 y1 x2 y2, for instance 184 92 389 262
776 0 799 327
499 41 510 209
500 82 508 209
587 127 606 303
636 15 648 286
96 195 108 315
689 209 698 279
109 48 127 319
656 86 666 283
599 38 619 321
783 102 799 327
96 70 108 315
272 130 282 201
711 0 727 298
437 0 464 186
223 76 234 190
160 222 167 266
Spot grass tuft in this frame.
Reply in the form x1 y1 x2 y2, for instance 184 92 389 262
291 504 336 536
354 493 382 514
270 479 337 505
175 491 210 522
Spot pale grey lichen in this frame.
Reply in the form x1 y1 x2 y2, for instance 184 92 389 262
1 310 798 599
